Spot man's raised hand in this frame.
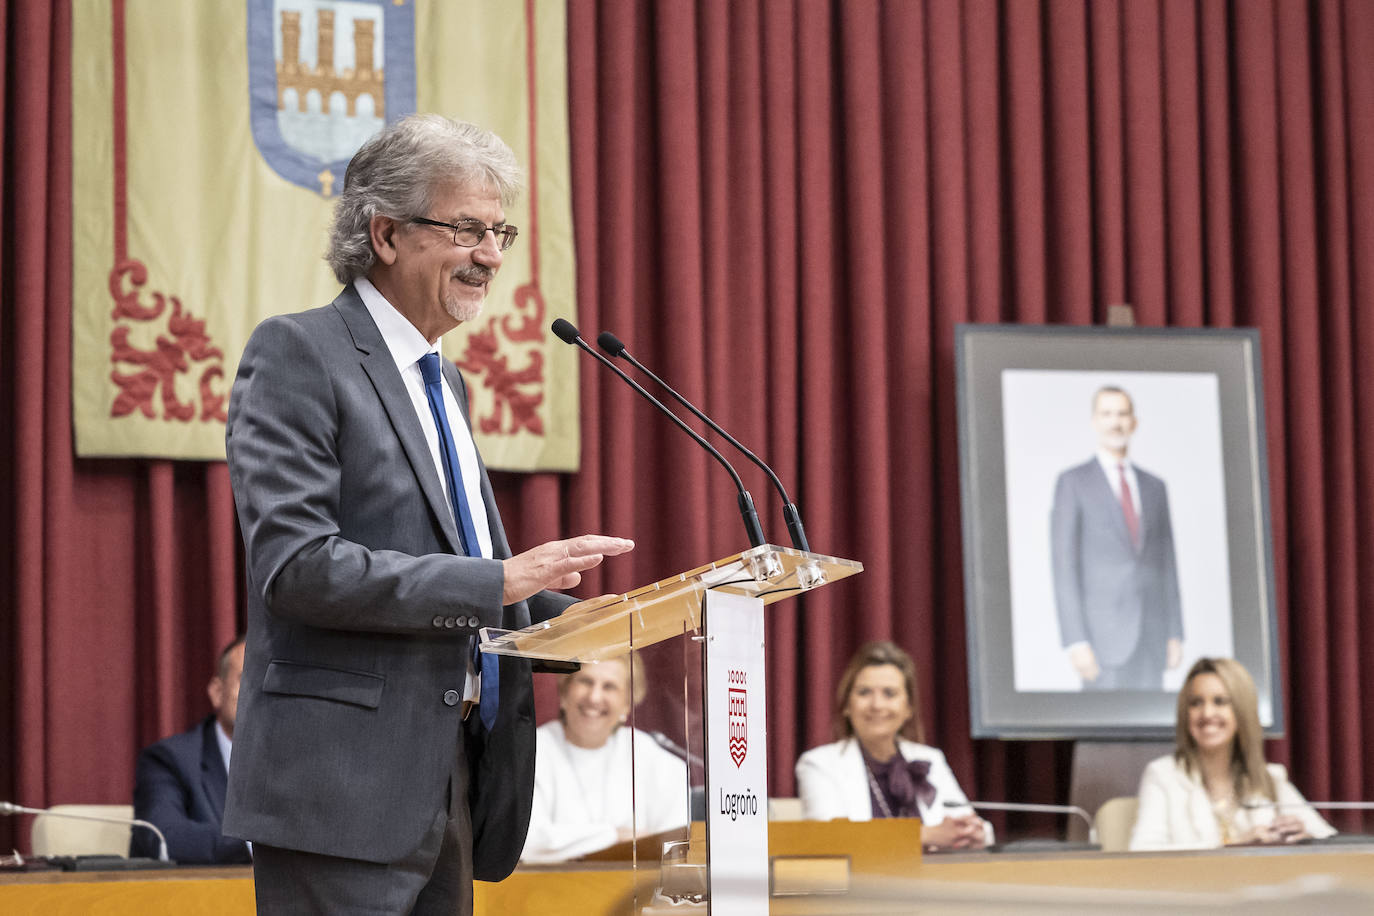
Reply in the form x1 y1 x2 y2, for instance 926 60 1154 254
501 535 634 605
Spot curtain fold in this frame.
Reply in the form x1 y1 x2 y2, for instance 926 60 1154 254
5 0 1374 852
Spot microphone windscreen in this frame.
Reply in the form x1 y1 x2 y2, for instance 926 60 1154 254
596 331 627 357
550 318 580 344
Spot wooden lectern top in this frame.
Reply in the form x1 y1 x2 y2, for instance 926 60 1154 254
480 545 863 663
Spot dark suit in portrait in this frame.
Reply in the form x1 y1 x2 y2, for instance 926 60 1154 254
1051 458 1184 690
130 715 251 864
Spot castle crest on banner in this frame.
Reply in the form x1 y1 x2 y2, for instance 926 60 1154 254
248 0 416 196
72 0 580 468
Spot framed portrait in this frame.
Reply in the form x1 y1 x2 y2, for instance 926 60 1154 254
955 324 1282 739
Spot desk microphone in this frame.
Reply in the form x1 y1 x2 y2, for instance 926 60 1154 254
595 330 810 552
649 731 705 767
0 800 171 862
1239 800 1374 843
552 319 767 547
950 799 1098 845
1243 800 1374 812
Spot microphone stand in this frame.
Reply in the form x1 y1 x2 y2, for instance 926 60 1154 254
552 319 767 547
1 800 171 862
951 800 1098 845
1244 801 1374 812
650 730 705 767
596 331 810 552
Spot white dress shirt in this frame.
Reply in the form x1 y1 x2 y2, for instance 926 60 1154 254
215 720 232 773
355 278 490 701
354 277 492 559
1096 450 1141 519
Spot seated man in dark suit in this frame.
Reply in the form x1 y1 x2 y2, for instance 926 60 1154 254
130 636 252 863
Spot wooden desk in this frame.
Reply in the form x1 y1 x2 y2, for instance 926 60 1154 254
920 841 1374 892
0 864 653 915
3 843 1372 914
894 843 1374 914
0 866 256 915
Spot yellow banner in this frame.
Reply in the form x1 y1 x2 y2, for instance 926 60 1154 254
72 0 579 470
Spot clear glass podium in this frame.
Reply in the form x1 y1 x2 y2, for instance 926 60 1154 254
481 544 862 914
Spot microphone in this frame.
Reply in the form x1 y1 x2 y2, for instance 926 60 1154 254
551 319 767 547
1 800 171 862
949 799 1098 845
649 730 704 767
1237 800 1374 843
1243 800 1374 812
595 330 810 552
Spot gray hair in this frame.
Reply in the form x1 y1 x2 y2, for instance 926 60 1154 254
325 114 523 283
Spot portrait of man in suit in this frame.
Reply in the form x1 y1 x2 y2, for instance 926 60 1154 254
1050 385 1184 691
223 114 631 914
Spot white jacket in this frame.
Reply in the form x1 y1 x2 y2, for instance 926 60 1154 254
1129 754 1336 851
795 737 993 844
520 720 689 864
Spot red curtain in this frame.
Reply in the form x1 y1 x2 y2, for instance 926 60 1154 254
4 0 1374 851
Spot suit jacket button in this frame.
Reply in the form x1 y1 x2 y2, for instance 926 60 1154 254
432 615 444 628
443 689 460 706
466 616 479 628
445 617 457 628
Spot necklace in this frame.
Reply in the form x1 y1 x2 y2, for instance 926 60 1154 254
1210 796 1240 844
1203 774 1241 845
863 755 897 819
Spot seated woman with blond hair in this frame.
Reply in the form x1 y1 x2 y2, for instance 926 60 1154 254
795 641 992 851
520 653 689 863
1129 657 1335 850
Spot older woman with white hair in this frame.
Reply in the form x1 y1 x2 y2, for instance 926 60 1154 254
520 653 689 863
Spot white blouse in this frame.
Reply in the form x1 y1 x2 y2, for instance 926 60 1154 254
795 737 993 845
1129 754 1336 851
520 721 689 864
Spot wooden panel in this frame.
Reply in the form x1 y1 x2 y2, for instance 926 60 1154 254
0 872 256 915
475 866 650 915
481 547 862 662
768 818 923 877
3 843 1372 915
917 845 1374 892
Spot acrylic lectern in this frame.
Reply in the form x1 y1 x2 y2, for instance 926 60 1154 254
481 544 862 915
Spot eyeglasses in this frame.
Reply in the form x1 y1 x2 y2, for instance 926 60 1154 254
410 216 519 251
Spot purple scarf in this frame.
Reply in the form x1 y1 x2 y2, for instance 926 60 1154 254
863 745 937 818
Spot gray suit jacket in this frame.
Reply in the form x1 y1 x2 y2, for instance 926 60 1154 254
1050 458 1183 668
223 285 573 880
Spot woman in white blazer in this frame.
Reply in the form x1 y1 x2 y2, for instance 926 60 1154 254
521 654 688 863
795 641 992 850
1129 657 1335 851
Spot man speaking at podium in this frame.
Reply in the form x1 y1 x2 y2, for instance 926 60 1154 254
224 115 631 914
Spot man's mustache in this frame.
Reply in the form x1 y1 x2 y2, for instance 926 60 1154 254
454 265 495 284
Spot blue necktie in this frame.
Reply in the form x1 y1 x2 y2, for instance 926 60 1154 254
418 352 499 731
